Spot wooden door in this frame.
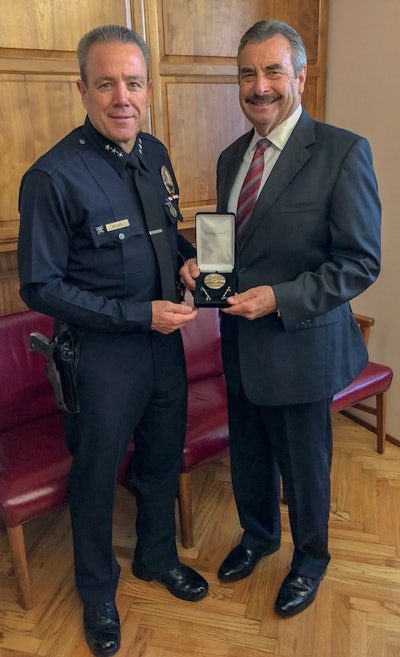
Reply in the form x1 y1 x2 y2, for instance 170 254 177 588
0 0 327 315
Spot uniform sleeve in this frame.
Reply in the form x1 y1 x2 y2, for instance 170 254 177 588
18 169 152 332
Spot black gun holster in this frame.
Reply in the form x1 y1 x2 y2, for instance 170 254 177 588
29 324 83 414
51 326 82 413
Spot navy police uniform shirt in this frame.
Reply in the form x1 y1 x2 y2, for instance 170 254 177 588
18 117 195 332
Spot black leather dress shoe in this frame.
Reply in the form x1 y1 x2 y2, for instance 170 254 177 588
132 561 208 602
83 601 120 656
218 543 280 582
274 570 324 617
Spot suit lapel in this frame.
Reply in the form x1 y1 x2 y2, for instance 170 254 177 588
217 131 253 212
239 112 316 247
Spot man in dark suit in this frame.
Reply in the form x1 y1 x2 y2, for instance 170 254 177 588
180 19 381 617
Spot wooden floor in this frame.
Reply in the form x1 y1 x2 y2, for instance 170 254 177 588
1 413 400 657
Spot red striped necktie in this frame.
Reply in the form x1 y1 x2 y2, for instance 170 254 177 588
236 138 270 246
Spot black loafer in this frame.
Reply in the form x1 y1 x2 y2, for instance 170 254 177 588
274 570 324 617
83 600 120 656
218 543 280 582
132 561 208 602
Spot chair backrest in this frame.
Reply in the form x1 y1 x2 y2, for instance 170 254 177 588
0 310 58 433
181 306 223 382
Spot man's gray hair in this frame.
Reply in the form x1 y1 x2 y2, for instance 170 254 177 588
77 24 150 84
238 19 307 77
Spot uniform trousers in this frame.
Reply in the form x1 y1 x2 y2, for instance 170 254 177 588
226 385 332 579
64 328 187 604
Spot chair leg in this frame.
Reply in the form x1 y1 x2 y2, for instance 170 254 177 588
7 524 32 609
376 391 387 454
177 472 194 549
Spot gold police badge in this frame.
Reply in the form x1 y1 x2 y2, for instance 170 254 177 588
161 165 175 195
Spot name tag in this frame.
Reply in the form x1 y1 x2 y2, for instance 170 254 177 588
105 219 130 232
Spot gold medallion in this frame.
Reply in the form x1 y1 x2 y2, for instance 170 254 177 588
204 273 226 290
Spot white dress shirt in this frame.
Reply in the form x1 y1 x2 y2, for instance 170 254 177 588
227 105 303 214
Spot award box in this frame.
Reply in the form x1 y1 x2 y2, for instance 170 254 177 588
194 212 235 307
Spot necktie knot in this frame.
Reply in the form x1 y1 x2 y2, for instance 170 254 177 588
126 153 140 174
255 138 270 154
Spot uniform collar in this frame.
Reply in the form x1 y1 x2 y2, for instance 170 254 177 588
81 116 149 175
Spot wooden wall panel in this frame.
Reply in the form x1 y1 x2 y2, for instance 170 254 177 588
160 0 263 57
159 0 324 63
0 251 26 315
0 0 128 51
165 81 249 210
0 75 85 225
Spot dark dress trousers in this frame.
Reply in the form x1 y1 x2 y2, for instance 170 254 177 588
18 117 196 603
217 110 381 577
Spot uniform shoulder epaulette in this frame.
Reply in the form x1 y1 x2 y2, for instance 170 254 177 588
31 126 88 174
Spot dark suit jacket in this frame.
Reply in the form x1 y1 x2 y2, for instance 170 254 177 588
217 110 381 406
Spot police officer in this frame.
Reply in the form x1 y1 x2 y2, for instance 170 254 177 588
18 25 207 657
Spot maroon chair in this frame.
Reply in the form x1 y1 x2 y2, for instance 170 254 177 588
280 314 393 507
0 310 70 609
331 314 393 453
0 310 133 609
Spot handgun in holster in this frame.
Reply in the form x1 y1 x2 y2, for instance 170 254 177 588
29 326 81 414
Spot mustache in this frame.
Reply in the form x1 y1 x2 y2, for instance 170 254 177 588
245 93 281 104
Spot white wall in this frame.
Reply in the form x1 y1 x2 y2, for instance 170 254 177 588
326 0 400 438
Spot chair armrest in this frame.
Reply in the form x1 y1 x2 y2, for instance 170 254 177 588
353 313 375 347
